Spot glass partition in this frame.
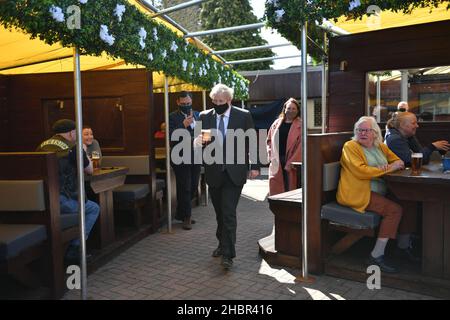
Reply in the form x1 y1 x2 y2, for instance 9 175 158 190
367 66 450 123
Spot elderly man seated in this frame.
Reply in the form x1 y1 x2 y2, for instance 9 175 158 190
36 119 100 264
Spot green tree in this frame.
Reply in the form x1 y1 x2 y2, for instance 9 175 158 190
200 0 275 71
162 0 202 32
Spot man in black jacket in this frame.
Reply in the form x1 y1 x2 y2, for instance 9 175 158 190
169 91 201 230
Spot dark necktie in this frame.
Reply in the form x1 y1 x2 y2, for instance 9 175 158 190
218 115 226 169
218 114 225 143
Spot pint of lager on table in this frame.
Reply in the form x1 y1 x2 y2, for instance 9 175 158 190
411 152 423 175
91 151 101 171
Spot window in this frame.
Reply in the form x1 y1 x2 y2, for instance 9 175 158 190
366 66 450 123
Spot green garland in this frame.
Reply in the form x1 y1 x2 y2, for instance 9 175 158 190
0 0 249 99
265 0 449 54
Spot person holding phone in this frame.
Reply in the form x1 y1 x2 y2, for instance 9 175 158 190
169 91 201 230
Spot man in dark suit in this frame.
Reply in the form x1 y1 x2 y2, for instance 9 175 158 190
169 91 201 230
195 84 260 270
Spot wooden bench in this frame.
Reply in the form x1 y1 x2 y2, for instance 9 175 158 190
0 152 79 298
321 162 380 255
101 155 164 231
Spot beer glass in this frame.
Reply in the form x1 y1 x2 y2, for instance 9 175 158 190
411 153 423 175
201 129 212 144
91 151 100 171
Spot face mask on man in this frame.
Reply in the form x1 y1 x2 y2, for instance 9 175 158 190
180 105 192 114
213 103 229 115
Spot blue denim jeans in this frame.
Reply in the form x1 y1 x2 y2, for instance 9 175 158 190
60 195 100 247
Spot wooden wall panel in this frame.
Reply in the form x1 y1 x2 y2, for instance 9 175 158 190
0 75 8 151
6 69 152 155
245 71 322 101
328 20 450 133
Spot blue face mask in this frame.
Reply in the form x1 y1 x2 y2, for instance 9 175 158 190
180 105 192 114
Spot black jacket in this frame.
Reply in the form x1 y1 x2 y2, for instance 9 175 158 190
199 106 259 187
385 128 436 166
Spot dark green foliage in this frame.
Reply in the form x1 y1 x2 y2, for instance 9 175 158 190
0 0 250 98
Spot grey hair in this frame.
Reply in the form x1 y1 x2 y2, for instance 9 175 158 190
209 83 234 100
352 116 383 147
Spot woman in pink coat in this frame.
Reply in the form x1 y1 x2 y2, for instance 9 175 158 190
266 98 302 196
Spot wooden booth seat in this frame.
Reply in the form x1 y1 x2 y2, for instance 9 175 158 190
320 162 380 255
0 178 78 297
0 224 47 262
101 155 164 230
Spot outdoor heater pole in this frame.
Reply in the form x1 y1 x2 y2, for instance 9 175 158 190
73 47 88 299
202 90 207 112
202 90 208 205
298 22 311 282
321 32 327 134
164 76 172 233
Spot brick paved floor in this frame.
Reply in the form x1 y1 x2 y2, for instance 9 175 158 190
63 177 436 300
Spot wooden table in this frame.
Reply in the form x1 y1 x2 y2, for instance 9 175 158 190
385 162 450 279
258 188 303 268
86 166 128 248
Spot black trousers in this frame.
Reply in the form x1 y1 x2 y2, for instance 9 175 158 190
172 164 201 219
209 171 244 259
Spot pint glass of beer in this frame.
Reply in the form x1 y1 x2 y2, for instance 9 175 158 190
411 153 423 175
91 151 100 171
201 129 212 144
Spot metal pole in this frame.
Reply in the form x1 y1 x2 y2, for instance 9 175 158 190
212 43 292 55
151 0 207 18
318 19 350 36
73 47 87 300
202 90 207 112
202 90 208 206
300 22 309 280
164 76 172 233
401 70 409 102
321 33 327 134
376 75 381 122
136 0 227 64
227 55 301 65
184 22 265 38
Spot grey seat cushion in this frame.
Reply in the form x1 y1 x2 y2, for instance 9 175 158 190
0 224 47 261
113 184 150 201
156 179 166 191
321 201 380 229
60 213 79 230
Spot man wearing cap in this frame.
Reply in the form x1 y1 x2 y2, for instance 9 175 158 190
37 119 100 263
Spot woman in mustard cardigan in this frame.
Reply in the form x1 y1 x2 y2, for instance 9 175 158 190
337 116 407 273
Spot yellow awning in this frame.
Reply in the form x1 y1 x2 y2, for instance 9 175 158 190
334 2 450 34
0 0 219 92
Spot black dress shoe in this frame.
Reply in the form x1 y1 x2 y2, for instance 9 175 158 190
212 247 222 257
175 215 196 224
396 247 421 263
221 257 233 270
366 255 398 273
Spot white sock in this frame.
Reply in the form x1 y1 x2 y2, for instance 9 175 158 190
371 238 389 258
397 234 411 249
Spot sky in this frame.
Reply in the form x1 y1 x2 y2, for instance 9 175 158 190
249 0 301 70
